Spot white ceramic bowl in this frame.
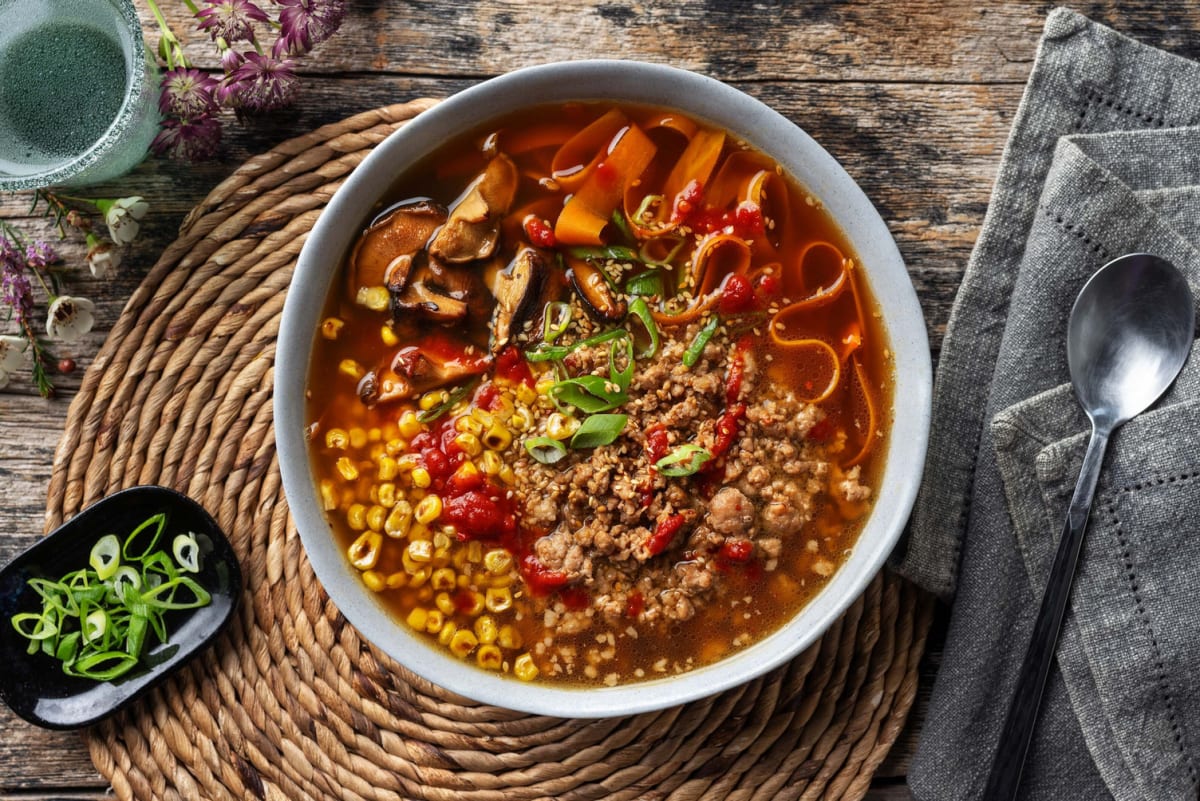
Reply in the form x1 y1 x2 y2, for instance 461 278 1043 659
276 60 931 718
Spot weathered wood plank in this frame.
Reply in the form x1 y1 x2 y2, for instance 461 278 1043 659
140 1 1200 84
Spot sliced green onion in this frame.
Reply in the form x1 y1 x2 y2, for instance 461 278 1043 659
550 374 627 413
656 444 713 477
609 335 634 392
639 235 686 268
123 513 165 562
570 414 628 449
567 245 639 262
83 608 109 645
632 194 663 225
625 270 665 297
610 208 635 244
90 534 121 580
417 380 476 423
524 436 568 465
627 297 660 359
683 316 721 368
172 533 201 573
542 301 572 343
64 650 139 681
525 328 628 363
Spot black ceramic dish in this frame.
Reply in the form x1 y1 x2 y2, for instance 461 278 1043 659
0 485 241 729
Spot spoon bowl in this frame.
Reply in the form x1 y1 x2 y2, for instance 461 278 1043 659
1068 253 1195 429
984 252 1194 800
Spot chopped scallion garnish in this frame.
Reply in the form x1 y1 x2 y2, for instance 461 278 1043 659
683 316 721 368
524 436 568 465
627 297 660 359
655 444 713 477
570 413 628 449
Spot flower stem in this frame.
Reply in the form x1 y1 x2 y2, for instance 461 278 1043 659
21 320 55 399
180 0 200 15
144 0 187 70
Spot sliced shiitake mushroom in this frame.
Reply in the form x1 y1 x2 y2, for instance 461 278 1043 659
429 154 519 263
359 333 491 406
392 281 469 323
348 199 447 301
567 255 627 322
490 247 547 349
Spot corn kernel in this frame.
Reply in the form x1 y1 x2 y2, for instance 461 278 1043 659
366 504 387 531
474 615 498 645
485 587 513 613
516 383 537 405
419 390 448 412
483 424 512 451
346 503 368 531
416 585 433 602
491 396 515 421
484 549 513 575
498 465 516 486
348 529 381 569
470 407 495 427
435 592 455 616
325 428 349 449
408 567 430 588
378 456 399 481
497 624 522 650
319 479 337 511
406 539 433 563
386 571 408 589
451 462 480 490
377 482 396 508
381 324 399 346
349 428 367 449
459 591 484 616
395 453 420 473
479 450 502 476
410 467 432 488
321 317 344 340
545 413 578 440
424 609 445 634
467 541 483 564
535 378 555 396
384 500 413 538
406 608 428 630
455 415 483 435
415 494 443 525
449 629 478 658
514 653 539 681
409 487 427 501
362 570 386 592
431 567 456 591
357 285 390 311
335 457 359 481
476 644 503 671
339 359 365 380
509 407 532 431
368 427 382 442
438 621 458 645
409 522 431 541
385 438 407 456
454 432 483 457
398 410 422 439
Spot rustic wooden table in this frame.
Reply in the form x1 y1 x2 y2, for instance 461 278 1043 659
3 3 1198 799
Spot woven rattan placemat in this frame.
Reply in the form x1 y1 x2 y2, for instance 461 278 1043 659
45 100 934 801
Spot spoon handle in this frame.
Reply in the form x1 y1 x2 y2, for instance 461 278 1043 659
981 424 1111 801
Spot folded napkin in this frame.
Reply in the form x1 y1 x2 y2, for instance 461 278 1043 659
894 9 1200 801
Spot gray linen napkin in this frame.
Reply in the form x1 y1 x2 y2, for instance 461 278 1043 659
895 9 1200 801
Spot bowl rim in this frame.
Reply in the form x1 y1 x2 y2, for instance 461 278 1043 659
276 59 931 718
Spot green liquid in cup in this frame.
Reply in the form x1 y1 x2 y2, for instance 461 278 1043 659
0 23 128 171
0 0 159 187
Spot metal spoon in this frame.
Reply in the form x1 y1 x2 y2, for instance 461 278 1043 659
982 253 1195 801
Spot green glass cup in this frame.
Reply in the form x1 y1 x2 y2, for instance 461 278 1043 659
0 0 160 190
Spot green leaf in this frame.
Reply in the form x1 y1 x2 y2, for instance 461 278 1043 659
570 414 628 449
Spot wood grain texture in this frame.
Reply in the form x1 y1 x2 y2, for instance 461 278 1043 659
3 1 1199 798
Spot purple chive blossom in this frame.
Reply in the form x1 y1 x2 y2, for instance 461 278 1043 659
151 115 223 162
159 68 219 120
222 52 299 112
24 241 57 270
1 241 34 328
195 0 270 44
273 0 347 56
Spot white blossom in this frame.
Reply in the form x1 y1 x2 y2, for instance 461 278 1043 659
103 196 149 245
87 237 121 278
0 335 29 389
46 296 96 343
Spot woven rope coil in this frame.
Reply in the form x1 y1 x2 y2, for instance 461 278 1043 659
45 100 933 801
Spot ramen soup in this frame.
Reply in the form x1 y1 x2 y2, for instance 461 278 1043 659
307 103 891 685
